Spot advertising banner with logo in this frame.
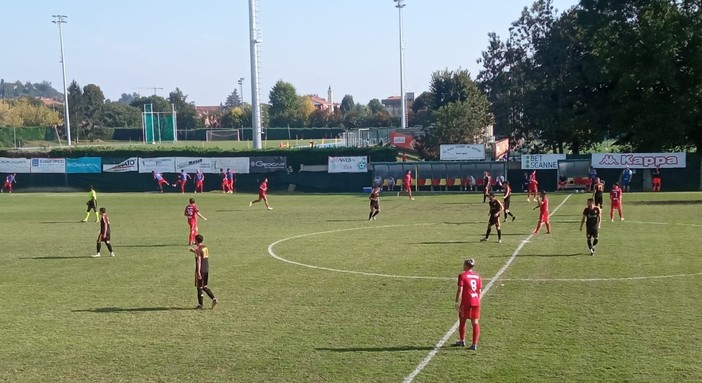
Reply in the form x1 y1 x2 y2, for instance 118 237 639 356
138 157 176 173
175 157 214 173
591 153 686 169
211 157 249 174
389 131 417 151
66 157 102 174
30 158 65 173
103 157 139 173
328 156 368 173
0 158 31 173
440 144 485 161
521 154 567 170
493 138 510 160
249 156 287 173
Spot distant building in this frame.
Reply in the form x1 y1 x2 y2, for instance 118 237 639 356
38 97 63 107
381 92 415 117
307 85 338 113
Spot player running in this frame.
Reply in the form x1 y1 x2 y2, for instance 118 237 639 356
502 181 516 222
454 258 482 350
152 171 171 193
185 198 207 245
480 193 503 243
532 190 551 234
190 234 219 309
609 182 624 222
592 177 605 208
194 169 205 193
92 207 115 257
249 178 272 210
2 173 16 193
368 186 380 221
398 169 415 200
580 198 602 256
82 185 99 222
173 169 191 193
526 170 538 202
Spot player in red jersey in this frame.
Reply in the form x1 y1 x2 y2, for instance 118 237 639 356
609 182 624 222
2 173 16 193
193 169 205 193
527 170 539 202
173 169 192 193
398 169 415 200
249 178 272 210
532 190 551 234
454 258 482 350
184 198 207 245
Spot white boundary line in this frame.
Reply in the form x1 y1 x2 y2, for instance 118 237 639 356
502 272 702 282
402 194 573 383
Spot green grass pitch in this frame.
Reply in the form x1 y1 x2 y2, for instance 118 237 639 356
1 190 701 382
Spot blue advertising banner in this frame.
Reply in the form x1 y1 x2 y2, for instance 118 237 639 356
66 157 102 174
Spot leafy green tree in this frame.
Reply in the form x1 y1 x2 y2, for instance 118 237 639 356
101 102 141 127
225 89 242 108
168 88 200 131
340 95 355 116
368 99 384 114
67 80 83 134
268 80 299 127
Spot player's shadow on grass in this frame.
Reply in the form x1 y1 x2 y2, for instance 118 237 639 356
316 345 439 353
72 307 194 313
20 256 92 260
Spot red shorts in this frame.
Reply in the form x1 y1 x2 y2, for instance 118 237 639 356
157 179 168 186
539 212 549 222
404 185 411 192
195 181 203 187
2 182 10 188
611 202 621 209
460 305 480 320
528 183 538 192
259 193 266 199
653 178 661 186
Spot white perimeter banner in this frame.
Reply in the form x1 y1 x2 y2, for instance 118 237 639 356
521 154 567 170
103 157 138 173
30 158 65 173
0 158 31 173
175 157 214 173
138 157 176 173
210 157 249 174
591 153 686 169
440 144 485 161
328 156 368 173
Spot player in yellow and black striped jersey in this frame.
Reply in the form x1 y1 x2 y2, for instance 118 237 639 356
190 234 218 309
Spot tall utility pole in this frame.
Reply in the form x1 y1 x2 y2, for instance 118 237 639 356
249 0 263 149
52 15 72 146
394 0 407 129
238 77 244 104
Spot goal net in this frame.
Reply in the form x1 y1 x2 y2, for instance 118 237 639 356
206 129 240 141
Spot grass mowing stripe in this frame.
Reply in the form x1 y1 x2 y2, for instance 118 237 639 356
402 194 574 383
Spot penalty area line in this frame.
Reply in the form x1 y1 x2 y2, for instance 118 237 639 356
402 193 573 383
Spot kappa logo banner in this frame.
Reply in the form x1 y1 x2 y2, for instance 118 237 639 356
138 157 176 173
175 157 214 173
30 158 65 173
249 156 287 173
328 156 368 173
521 154 567 170
440 144 485 161
103 157 139 173
591 153 686 169
0 158 31 173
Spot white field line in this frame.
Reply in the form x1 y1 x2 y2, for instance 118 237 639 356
402 194 573 383
502 272 702 282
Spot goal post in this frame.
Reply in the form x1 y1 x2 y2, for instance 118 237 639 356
206 129 241 142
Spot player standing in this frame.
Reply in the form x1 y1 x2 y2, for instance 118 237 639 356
185 198 207 245
226 168 235 193
652 166 661 191
587 166 598 192
480 193 503 243
194 169 205 193
190 234 219 309
502 181 516 222
592 177 605 208
249 178 273 210
532 190 551 234
82 185 99 222
173 169 191 193
454 258 481 350
482 171 492 203
398 170 415 200
1 173 16 193
526 170 538 202
609 182 624 222
219 168 229 193
580 198 602 256
621 166 633 192
152 171 171 193
92 207 115 257
368 186 380 221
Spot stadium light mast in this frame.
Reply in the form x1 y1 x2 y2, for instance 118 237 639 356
52 15 71 146
394 0 407 129
248 0 263 149
238 77 245 104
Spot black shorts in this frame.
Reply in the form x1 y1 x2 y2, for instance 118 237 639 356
86 200 97 211
503 197 511 210
594 194 603 205
489 215 500 226
98 233 111 242
370 200 379 209
197 272 209 288
586 226 599 238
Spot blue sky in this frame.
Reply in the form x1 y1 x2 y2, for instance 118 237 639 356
1 0 578 106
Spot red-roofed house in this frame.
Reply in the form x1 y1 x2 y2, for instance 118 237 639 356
307 86 338 113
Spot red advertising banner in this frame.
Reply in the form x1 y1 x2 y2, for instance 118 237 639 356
389 131 418 151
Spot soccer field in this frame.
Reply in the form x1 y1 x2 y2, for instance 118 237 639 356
1 191 701 382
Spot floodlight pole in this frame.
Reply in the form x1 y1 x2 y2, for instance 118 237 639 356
238 78 244 104
394 0 407 129
249 0 263 149
52 15 72 146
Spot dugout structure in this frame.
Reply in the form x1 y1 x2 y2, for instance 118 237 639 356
372 161 508 192
142 103 177 144
206 129 241 142
557 159 590 190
